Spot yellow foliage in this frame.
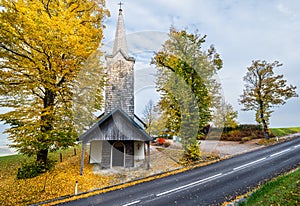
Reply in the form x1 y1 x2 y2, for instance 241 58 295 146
0 0 109 158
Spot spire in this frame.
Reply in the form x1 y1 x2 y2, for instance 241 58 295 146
112 3 128 55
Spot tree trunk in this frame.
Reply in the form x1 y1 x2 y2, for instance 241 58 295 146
37 88 55 165
37 149 48 165
261 118 270 139
259 100 270 139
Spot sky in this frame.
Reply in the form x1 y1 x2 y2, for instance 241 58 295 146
1 0 300 147
102 0 300 128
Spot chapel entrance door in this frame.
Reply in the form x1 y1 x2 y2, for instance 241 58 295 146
112 142 125 167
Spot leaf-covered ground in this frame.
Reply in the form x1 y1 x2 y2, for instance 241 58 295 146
3 133 295 205
0 147 120 205
0 144 195 205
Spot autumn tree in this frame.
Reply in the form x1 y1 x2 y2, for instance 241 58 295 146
152 28 223 147
142 99 156 135
239 60 298 139
223 103 238 128
213 102 238 128
0 0 108 165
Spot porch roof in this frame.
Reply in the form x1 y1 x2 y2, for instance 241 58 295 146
79 108 153 143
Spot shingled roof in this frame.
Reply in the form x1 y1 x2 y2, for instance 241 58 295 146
79 108 153 143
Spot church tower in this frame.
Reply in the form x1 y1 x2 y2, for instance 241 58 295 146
105 6 135 118
79 5 152 173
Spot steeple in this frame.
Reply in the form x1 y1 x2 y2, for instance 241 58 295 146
105 4 135 118
112 4 128 56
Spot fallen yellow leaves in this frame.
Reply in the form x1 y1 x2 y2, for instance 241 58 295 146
0 146 221 205
0 150 117 206
44 158 221 205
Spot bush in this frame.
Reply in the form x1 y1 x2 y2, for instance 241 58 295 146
240 136 252 144
17 160 55 179
156 138 166 145
183 140 201 162
257 138 277 145
220 124 267 141
238 124 261 130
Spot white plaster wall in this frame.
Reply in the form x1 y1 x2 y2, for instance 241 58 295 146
90 141 102 163
134 141 145 160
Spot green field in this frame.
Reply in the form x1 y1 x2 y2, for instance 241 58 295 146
270 127 300 137
239 167 300 205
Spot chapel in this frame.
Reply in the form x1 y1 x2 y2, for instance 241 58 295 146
79 5 152 174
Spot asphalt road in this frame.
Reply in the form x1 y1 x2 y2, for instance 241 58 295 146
61 137 300 206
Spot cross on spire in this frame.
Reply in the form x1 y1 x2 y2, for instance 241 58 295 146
118 2 123 10
113 0 128 55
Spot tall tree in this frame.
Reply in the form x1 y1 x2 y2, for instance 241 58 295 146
239 60 298 139
152 28 223 146
142 99 155 135
213 102 238 128
0 0 108 165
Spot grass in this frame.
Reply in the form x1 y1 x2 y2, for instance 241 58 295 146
0 154 26 174
270 127 300 137
239 167 300 206
254 127 300 145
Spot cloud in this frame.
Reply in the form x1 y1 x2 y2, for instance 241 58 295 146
103 0 300 127
1 0 299 147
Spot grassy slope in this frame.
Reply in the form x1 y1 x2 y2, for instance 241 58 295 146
270 127 300 137
239 168 300 206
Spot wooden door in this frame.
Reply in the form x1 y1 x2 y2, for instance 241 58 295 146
112 142 125 167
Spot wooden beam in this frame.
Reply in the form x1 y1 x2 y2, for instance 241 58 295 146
147 141 150 170
80 143 85 175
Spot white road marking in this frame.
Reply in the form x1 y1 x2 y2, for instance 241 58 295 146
156 145 300 197
156 173 222 197
224 170 235 176
148 144 299 200
270 148 291 157
233 157 267 171
122 200 141 206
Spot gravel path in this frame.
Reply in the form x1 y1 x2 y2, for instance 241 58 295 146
200 133 300 157
200 139 265 157
94 134 300 181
